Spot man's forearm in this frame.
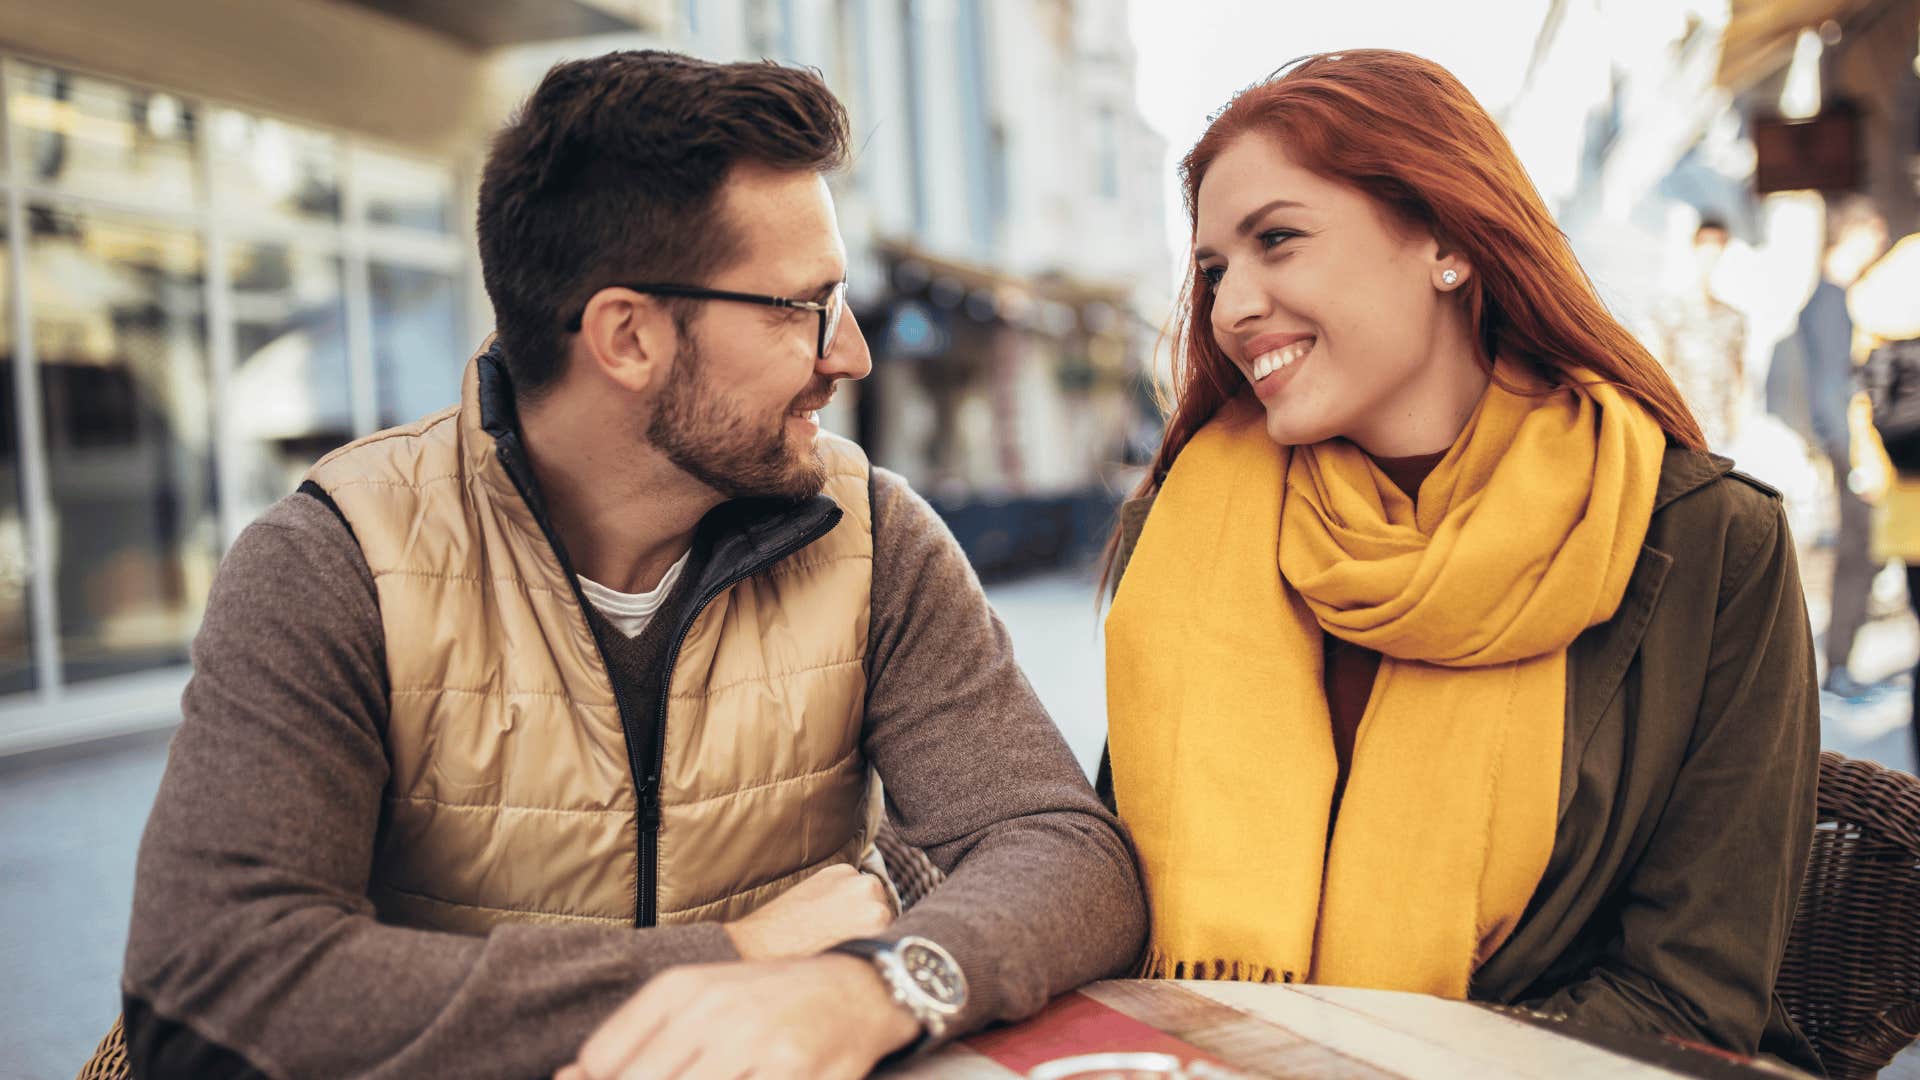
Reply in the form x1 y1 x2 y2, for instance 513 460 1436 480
124 892 737 1079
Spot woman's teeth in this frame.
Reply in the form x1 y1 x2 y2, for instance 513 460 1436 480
1252 339 1313 380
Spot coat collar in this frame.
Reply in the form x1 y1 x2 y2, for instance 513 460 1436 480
1653 446 1734 514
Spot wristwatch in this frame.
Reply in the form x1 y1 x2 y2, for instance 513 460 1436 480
829 935 968 1054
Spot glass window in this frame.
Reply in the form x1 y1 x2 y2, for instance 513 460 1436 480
207 109 342 228
7 63 198 211
0 216 36 694
226 241 351 519
26 205 215 684
355 147 454 234
371 263 463 426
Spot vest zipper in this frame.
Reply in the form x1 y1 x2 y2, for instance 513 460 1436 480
490 437 681 928
491 428 845 928
639 510 841 927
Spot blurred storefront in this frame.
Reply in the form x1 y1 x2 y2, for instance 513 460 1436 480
860 243 1153 577
0 0 672 752
1507 0 1919 330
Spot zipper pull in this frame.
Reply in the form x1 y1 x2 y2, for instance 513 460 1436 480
641 789 662 831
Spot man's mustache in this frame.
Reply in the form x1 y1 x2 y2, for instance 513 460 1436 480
789 379 836 414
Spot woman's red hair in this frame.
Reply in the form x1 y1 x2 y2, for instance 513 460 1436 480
1105 50 1702 588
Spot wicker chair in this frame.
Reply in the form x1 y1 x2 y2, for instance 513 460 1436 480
1776 751 1920 1079
75 1013 126 1080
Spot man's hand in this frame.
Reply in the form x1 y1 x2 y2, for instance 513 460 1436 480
722 863 895 960
556 954 922 1080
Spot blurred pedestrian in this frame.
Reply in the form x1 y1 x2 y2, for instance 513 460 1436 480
1651 216 1746 449
1796 196 1888 698
1855 231 1920 760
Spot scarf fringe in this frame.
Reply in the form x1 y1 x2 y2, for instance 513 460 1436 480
1138 945 1294 984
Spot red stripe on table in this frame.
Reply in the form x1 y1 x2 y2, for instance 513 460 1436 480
964 991 1230 1074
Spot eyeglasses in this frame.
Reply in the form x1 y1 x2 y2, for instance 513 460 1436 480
567 281 848 360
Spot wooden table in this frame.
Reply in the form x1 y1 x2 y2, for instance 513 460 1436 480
890 981 1812 1079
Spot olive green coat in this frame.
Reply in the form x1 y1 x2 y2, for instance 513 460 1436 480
1100 447 1822 1072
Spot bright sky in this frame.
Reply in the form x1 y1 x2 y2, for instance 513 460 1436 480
1126 0 1553 268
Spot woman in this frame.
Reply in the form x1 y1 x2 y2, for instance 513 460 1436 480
1098 51 1820 1068
1855 232 1920 760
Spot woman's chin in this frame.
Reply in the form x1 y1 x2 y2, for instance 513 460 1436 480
1261 405 1340 449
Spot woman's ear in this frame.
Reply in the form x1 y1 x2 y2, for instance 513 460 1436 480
1429 233 1472 292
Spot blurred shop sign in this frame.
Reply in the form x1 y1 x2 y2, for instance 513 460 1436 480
1754 102 1862 193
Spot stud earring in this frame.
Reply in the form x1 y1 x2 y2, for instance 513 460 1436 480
1441 269 1459 287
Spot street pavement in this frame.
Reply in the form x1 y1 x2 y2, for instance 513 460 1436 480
1 564 1914 1078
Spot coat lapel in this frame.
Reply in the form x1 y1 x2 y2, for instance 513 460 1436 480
1560 544 1671 823
1557 447 1731 823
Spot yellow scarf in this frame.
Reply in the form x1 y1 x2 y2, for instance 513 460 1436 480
1105 363 1665 996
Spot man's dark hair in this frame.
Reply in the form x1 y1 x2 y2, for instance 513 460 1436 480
476 50 850 399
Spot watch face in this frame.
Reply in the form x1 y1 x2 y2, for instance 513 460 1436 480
899 941 964 1007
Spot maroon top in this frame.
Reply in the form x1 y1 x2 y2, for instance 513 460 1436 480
1323 448 1449 815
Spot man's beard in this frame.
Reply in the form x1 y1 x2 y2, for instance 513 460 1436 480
645 335 832 501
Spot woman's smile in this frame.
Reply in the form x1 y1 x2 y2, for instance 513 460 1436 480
1243 332 1316 400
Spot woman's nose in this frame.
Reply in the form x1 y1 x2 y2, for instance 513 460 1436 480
1209 267 1270 335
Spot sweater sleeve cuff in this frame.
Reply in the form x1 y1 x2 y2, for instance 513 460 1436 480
636 920 741 967
876 909 1006 1045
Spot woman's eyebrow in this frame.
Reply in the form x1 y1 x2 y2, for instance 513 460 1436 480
1196 199 1308 261
1235 198 1306 236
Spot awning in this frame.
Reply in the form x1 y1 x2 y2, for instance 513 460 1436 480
874 240 1143 342
1716 0 1886 94
875 240 1134 307
331 0 666 49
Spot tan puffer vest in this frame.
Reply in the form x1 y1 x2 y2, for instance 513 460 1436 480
306 353 879 933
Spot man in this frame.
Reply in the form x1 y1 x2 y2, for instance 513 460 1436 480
1652 216 1746 450
1794 195 1889 698
118 51 1145 1079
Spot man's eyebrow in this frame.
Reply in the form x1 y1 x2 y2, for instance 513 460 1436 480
797 276 843 301
1194 199 1308 262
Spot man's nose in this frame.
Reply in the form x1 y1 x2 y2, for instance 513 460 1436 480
822 310 874 381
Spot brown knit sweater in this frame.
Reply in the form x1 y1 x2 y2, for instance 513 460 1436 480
119 466 1146 1079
